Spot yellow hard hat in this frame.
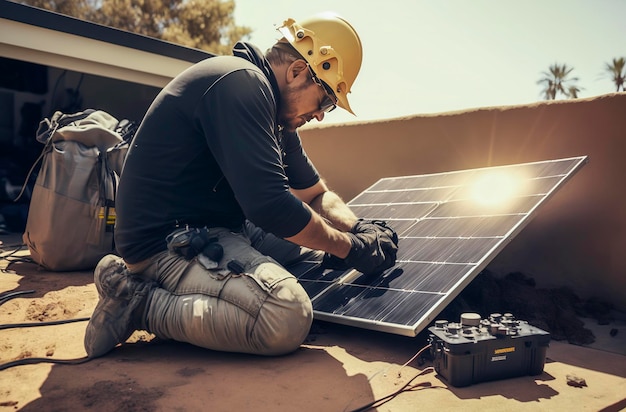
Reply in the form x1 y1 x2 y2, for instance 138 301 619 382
277 12 363 115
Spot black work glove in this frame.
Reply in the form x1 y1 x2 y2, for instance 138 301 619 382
323 220 399 275
356 220 399 248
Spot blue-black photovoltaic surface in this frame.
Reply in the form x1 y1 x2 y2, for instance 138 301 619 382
286 156 588 336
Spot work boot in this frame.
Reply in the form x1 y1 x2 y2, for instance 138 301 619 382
84 255 156 358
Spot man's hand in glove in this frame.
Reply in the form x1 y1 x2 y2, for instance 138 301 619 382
323 220 399 275
355 220 399 248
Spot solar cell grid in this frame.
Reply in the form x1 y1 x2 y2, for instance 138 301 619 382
287 156 588 336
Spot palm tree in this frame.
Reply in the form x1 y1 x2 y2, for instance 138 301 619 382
537 63 580 100
567 85 582 99
604 57 625 92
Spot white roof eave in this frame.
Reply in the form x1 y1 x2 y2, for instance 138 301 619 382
0 17 195 87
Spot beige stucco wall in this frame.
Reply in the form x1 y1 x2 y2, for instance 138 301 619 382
299 92 626 310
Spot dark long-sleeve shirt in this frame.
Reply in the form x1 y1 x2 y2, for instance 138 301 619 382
115 42 319 264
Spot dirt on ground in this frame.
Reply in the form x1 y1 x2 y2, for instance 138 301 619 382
1 235 624 412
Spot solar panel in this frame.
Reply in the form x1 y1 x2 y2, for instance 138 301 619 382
287 156 588 337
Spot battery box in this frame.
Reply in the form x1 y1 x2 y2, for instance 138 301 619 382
428 312 550 387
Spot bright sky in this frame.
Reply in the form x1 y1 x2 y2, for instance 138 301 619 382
233 0 626 125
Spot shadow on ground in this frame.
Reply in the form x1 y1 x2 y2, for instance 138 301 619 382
20 339 376 412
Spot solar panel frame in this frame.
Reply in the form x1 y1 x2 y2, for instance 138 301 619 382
287 156 588 337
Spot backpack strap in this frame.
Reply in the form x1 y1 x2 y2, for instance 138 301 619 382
12 115 65 203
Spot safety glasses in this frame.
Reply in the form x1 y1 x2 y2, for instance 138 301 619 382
307 64 338 113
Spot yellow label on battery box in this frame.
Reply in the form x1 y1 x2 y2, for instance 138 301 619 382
494 346 516 354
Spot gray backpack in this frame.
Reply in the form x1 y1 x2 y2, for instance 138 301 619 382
20 109 136 271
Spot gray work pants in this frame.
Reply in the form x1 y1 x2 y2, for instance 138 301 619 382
126 222 323 356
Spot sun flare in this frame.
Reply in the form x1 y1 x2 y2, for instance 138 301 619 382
470 171 521 206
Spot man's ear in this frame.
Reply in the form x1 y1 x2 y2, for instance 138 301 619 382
286 59 309 83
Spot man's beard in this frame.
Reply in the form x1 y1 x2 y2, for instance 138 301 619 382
278 82 312 132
